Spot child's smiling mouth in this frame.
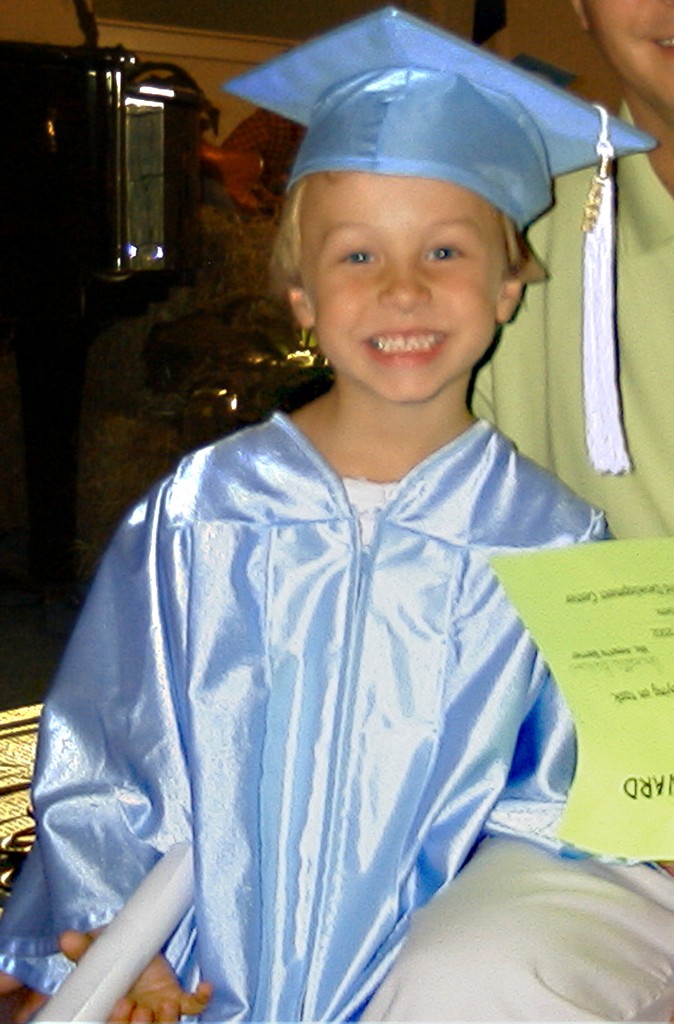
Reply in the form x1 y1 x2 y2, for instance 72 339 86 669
370 331 444 354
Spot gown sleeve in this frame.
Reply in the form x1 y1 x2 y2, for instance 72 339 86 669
482 656 579 849
483 510 611 851
0 478 197 995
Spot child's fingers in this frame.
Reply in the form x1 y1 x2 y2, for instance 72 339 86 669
181 980 213 1013
59 926 103 962
56 935 211 1024
0 972 23 994
154 997 182 1022
109 994 136 1022
196 980 214 1002
13 987 48 1024
128 1003 154 1023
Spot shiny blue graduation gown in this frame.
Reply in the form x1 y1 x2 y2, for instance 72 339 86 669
0 415 608 1021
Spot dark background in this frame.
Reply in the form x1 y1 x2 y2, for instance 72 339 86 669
95 0 434 40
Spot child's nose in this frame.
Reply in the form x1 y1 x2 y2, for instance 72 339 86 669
379 266 430 310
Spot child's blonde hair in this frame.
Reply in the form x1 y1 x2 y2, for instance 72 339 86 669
270 178 309 297
269 174 543 298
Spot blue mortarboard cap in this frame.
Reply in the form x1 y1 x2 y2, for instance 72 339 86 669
224 5 653 228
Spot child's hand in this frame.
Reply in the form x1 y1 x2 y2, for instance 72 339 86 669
60 929 213 1023
0 971 48 1023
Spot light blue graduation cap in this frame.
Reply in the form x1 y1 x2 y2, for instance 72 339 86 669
223 6 654 476
223 5 652 230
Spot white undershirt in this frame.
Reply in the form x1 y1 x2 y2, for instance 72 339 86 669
343 477 398 545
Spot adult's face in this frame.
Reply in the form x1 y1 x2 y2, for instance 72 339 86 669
571 0 674 132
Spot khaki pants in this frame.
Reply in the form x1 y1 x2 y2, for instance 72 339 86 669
362 838 674 1021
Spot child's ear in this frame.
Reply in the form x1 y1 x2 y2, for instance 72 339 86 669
288 287 316 329
495 276 524 325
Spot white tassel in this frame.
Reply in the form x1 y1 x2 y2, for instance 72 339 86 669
582 105 631 475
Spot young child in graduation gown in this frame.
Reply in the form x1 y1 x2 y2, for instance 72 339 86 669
0 8 672 1022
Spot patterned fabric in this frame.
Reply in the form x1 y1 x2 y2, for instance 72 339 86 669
222 109 304 194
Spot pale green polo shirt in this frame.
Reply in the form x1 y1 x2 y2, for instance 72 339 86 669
473 125 674 539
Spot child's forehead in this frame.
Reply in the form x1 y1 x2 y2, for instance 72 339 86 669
302 170 500 213
298 171 506 239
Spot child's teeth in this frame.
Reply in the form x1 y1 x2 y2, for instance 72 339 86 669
372 333 439 352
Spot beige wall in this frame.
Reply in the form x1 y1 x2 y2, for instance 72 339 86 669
1 0 623 128
96 19 294 141
98 0 623 144
0 0 84 45
91 0 622 110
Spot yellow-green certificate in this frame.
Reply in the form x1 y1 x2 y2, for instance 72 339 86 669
491 537 674 860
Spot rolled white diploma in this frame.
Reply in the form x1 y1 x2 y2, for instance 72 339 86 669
33 842 194 1023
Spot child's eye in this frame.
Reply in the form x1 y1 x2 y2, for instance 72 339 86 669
345 251 373 264
428 246 460 261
